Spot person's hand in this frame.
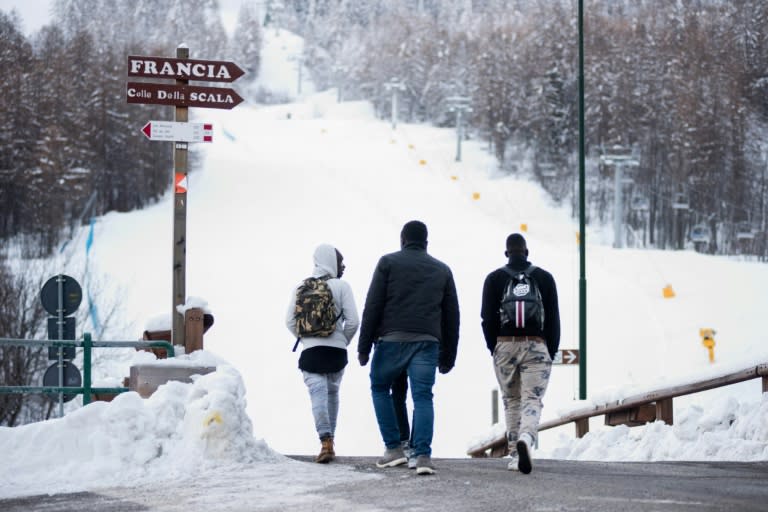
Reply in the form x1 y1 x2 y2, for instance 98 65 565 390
358 352 369 366
438 364 452 374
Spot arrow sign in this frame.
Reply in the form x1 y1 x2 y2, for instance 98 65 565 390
127 82 244 110
141 121 213 143
128 55 245 83
553 349 580 365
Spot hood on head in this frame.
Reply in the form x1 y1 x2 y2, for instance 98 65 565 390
313 244 337 278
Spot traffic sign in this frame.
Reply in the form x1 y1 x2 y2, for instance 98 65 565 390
553 349 580 365
128 55 245 83
127 82 244 109
40 275 82 316
142 121 213 142
43 361 82 403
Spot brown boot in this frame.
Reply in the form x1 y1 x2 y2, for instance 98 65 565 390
315 436 335 463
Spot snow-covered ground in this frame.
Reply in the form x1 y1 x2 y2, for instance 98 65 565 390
1 28 767 502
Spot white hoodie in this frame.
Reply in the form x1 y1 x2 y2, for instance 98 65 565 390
285 244 360 351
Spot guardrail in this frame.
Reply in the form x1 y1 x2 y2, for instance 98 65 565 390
468 362 768 458
0 333 174 405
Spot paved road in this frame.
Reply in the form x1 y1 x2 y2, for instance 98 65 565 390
2 457 767 511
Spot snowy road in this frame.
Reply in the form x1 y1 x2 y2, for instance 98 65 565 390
2 457 767 512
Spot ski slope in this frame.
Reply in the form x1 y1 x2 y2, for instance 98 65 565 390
80 86 768 460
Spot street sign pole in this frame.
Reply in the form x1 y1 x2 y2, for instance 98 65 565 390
172 45 189 349
57 275 64 416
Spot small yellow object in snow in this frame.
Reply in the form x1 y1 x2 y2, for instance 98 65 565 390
699 328 716 363
576 232 581 245
520 223 528 232
472 192 480 200
204 411 223 427
419 159 427 166
390 139 396 144
408 144 415 150
321 128 327 134
662 285 675 298
450 175 458 181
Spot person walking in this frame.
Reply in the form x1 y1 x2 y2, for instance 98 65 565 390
481 233 560 474
286 244 359 463
358 220 460 475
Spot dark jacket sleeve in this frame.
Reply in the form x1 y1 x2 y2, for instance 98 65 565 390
539 270 561 359
439 269 460 369
480 272 500 354
357 257 388 355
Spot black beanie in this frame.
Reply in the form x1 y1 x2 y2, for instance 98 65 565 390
401 220 428 243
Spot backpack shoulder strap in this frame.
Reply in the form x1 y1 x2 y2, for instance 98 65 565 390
500 265 536 278
523 265 537 277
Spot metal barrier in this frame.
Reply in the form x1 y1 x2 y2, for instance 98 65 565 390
0 333 174 405
468 361 768 457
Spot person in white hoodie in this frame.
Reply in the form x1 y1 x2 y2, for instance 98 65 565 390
286 244 360 463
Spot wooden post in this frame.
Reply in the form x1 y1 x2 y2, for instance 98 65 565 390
575 417 589 438
172 45 189 350
656 398 674 425
185 307 205 353
762 376 767 393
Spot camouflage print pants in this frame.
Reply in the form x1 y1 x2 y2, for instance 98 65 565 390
493 340 552 452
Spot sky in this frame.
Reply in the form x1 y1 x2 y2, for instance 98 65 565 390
0 0 247 36
0 24 766 506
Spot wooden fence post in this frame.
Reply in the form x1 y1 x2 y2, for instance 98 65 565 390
185 307 204 353
575 417 589 438
656 398 674 425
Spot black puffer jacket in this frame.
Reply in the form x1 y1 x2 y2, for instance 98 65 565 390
358 242 460 369
481 256 560 359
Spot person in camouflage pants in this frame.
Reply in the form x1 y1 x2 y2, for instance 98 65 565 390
481 233 560 474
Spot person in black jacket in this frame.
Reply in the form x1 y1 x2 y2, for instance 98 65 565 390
481 233 560 474
358 220 460 475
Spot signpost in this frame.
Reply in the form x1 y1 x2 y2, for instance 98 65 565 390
127 83 244 109
553 349 580 365
142 121 213 143
126 48 245 350
40 275 83 415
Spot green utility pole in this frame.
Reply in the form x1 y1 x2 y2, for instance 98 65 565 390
578 0 587 400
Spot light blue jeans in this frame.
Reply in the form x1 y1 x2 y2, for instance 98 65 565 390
370 341 438 457
302 370 345 440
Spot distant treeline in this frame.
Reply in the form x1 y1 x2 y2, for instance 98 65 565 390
0 0 262 257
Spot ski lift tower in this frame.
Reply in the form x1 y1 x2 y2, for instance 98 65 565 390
384 78 406 130
446 96 472 162
600 146 639 248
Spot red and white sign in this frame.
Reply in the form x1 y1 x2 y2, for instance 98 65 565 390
175 173 188 194
141 121 213 143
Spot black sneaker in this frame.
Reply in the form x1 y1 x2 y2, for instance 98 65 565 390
516 433 533 474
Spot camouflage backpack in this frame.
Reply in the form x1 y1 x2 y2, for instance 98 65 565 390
292 276 340 351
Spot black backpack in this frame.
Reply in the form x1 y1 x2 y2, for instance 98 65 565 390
292 276 341 351
499 266 544 329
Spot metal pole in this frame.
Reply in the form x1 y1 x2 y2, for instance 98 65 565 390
578 0 588 400
82 333 92 405
613 162 623 248
172 45 189 351
491 388 499 425
391 89 398 130
57 274 64 416
455 108 463 162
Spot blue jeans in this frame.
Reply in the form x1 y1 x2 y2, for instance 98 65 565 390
370 341 438 456
302 370 344 440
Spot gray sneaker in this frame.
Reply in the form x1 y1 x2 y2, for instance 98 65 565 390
415 455 436 475
376 447 407 468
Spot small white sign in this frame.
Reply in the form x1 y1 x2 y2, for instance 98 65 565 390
141 121 213 143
